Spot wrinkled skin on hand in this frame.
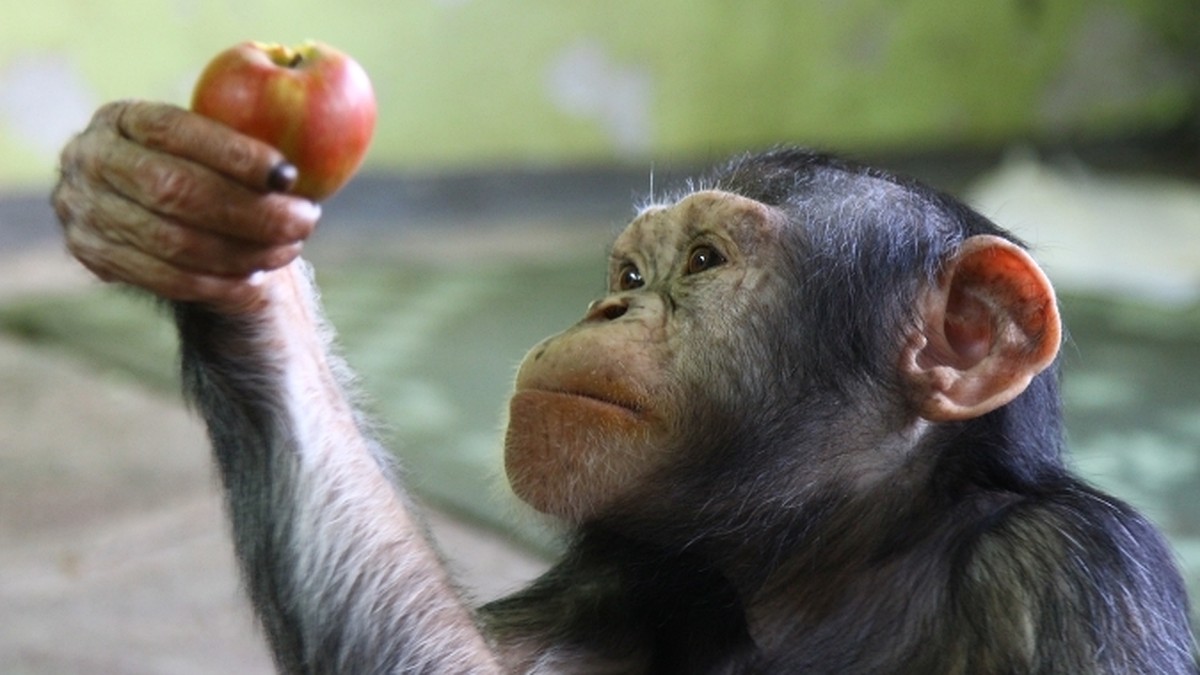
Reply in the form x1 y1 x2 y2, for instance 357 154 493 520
52 100 322 314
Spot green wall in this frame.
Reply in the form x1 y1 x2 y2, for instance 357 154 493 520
1 0 1195 190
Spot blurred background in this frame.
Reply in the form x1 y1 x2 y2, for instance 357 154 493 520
1 1 1198 672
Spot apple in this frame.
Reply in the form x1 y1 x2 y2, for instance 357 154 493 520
191 41 377 201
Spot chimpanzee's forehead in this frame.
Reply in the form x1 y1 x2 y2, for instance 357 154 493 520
617 189 782 251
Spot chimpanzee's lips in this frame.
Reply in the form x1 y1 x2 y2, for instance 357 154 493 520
518 387 645 419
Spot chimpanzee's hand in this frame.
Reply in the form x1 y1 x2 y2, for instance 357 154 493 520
51 100 322 314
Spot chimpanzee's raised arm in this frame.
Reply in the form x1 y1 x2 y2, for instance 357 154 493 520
53 100 507 673
174 269 504 672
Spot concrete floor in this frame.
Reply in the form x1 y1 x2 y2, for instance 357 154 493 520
1 153 1198 672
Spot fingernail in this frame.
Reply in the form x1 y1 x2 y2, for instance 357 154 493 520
266 162 298 193
287 198 322 224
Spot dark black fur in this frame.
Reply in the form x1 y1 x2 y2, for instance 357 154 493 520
175 149 1196 673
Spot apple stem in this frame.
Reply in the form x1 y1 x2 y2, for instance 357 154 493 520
257 43 306 69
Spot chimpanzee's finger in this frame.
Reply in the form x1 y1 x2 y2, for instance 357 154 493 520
85 130 320 246
64 220 267 312
108 100 297 194
82 188 305 277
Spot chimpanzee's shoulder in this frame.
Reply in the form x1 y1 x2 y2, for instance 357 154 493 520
947 482 1196 672
959 480 1174 575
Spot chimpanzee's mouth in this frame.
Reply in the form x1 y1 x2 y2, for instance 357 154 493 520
527 388 645 418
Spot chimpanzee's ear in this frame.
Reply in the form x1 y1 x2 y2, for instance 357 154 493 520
901 234 1061 422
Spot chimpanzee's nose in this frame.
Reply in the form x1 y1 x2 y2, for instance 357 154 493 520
585 296 630 322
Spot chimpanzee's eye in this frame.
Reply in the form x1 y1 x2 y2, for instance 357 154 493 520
685 245 726 275
617 263 644 291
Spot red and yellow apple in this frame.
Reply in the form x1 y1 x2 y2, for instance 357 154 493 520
191 41 377 201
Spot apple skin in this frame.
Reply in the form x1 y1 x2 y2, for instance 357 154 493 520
191 41 377 201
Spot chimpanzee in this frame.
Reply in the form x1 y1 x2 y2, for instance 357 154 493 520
53 101 1197 674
